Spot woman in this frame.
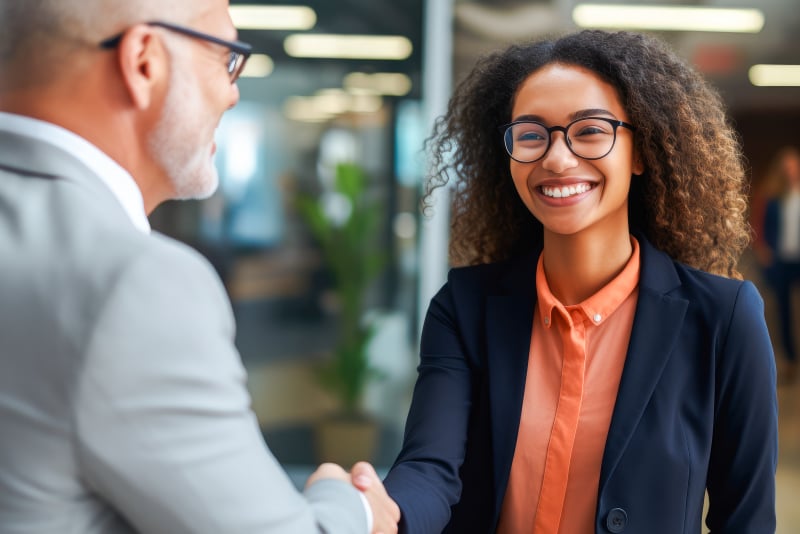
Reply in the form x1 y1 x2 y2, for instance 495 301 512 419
383 30 777 533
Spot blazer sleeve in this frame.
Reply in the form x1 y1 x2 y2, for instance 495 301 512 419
383 280 474 534
705 280 777 533
73 241 368 534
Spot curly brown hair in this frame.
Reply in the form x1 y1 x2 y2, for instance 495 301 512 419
426 30 750 278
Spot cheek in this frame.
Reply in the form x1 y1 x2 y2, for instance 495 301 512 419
601 159 634 198
509 162 539 208
509 163 528 195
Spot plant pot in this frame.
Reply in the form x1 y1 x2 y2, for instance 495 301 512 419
315 414 379 467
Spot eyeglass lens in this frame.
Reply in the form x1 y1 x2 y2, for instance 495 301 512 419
503 118 622 163
228 52 242 78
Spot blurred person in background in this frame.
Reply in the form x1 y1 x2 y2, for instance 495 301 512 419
383 30 777 534
755 146 800 383
0 0 399 532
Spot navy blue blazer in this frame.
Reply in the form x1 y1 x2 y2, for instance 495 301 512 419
384 236 777 533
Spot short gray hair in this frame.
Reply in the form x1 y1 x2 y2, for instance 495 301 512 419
0 0 206 88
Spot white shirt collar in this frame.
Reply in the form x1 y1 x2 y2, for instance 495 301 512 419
0 111 151 234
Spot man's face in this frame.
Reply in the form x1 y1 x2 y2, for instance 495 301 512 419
148 2 240 200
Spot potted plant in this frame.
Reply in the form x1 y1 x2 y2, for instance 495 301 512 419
295 162 386 465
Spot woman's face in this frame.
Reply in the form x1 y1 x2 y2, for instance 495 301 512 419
508 63 643 239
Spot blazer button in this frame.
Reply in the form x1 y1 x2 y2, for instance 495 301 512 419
605 507 628 533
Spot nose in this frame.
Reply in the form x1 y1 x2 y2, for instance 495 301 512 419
541 131 579 173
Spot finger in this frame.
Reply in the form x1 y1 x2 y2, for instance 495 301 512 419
350 461 379 490
351 461 378 478
352 474 373 491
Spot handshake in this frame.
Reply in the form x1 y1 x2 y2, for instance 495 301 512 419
307 462 401 534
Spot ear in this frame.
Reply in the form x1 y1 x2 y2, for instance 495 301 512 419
632 147 645 176
115 25 168 110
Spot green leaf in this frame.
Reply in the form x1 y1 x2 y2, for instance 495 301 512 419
294 162 387 416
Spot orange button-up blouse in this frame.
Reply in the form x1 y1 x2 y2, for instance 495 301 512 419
497 237 640 534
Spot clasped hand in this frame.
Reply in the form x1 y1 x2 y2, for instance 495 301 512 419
307 462 400 534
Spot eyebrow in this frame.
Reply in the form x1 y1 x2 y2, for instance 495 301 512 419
512 108 618 123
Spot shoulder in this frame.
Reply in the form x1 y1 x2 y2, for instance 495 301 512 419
445 254 535 295
654 257 766 350
6 177 226 352
422 255 536 343
129 232 222 283
638 235 757 311
90 232 230 330
671 261 760 312
636 237 767 348
67 218 224 316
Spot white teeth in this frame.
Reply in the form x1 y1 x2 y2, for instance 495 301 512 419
541 183 592 198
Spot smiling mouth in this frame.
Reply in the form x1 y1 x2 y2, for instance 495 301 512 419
539 183 594 199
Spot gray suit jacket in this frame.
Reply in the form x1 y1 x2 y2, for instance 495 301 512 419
0 130 367 533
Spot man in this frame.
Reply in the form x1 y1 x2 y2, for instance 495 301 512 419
0 0 399 532
758 147 800 384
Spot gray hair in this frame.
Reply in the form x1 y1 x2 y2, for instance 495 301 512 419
0 0 209 88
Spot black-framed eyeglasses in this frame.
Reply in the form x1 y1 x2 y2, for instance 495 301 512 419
500 117 636 163
100 21 253 83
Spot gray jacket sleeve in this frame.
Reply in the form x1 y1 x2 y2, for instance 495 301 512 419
73 239 367 533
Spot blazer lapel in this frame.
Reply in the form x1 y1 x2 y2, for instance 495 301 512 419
599 237 689 491
486 252 538 515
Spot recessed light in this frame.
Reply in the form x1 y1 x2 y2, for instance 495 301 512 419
344 72 412 96
572 4 764 33
284 34 412 60
749 64 800 87
230 5 316 31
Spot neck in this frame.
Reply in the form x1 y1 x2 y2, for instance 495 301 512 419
1 77 168 215
541 226 633 305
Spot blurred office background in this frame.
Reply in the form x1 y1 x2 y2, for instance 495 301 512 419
148 0 800 531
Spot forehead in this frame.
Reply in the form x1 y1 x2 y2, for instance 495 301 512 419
193 1 237 39
511 63 627 121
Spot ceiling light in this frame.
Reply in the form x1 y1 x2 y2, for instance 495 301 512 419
314 89 384 114
229 5 316 30
572 4 764 33
284 34 413 60
240 54 274 78
284 96 335 122
312 90 353 114
344 72 412 96
749 64 800 87
456 3 559 40
347 93 384 113
282 90 384 122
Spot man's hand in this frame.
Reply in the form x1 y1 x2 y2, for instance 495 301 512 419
305 462 400 534
306 462 350 487
350 462 400 534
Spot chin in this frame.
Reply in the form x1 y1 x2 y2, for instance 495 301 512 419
171 167 220 200
539 216 595 237
197 169 220 199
